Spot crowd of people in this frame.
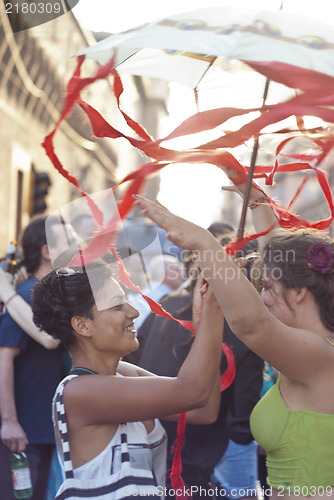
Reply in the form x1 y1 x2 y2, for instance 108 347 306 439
0 176 334 500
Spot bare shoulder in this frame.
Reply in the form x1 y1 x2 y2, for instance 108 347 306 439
62 362 156 406
61 373 118 414
249 319 334 385
60 364 169 426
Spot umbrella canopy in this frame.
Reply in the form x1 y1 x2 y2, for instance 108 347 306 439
43 5 334 254
77 6 334 86
75 6 334 236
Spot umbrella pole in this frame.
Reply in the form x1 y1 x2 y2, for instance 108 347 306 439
236 137 260 240
236 78 270 241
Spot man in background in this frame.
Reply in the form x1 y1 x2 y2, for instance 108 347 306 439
131 254 185 331
0 215 77 500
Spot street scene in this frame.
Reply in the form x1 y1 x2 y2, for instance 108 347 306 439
0 1 334 499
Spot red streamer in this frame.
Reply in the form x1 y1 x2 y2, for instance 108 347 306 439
42 55 334 494
42 52 334 358
170 412 189 500
170 341 236 500
221 343 237 391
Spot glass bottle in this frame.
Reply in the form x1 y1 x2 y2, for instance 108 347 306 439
1 241 18 281
11 452 33 499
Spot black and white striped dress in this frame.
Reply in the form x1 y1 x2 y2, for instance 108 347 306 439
52 375 167 495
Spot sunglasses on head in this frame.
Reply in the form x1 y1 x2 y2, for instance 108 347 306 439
56 267 80 302
55 267 79 277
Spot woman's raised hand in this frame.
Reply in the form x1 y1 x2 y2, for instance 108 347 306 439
192 274 207 329
133 195 212 251
192 274 223 332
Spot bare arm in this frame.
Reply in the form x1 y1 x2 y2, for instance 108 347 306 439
185 276 222 424
64 281 223 425
132 196 334 384
121 363 221 425
0 347 28 452
119 278 223 424
0 269 59 350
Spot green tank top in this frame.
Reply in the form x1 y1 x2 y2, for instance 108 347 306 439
250 366 334 493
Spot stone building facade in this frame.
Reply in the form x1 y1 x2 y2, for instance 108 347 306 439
0 4 169 256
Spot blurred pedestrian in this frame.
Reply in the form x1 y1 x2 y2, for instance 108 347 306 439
131 254 185 330
71 213 98 242
0 215 70 500
0 267 59 349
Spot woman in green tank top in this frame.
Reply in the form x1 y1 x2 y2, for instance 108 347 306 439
134 186 334 500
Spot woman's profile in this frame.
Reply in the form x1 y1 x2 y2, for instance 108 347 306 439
32 261 224 498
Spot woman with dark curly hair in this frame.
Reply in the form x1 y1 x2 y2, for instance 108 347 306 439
32 261 223 498
134 188 334 500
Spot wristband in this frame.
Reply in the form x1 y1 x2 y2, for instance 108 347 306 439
4 291 19 306
248 194 269 210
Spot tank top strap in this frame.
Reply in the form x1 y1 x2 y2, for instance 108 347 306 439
324 337 334 347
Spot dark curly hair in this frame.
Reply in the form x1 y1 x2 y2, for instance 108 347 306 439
32 262 112 348
261 229 334 331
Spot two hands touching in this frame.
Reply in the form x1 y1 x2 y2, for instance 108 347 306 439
192 274 223 331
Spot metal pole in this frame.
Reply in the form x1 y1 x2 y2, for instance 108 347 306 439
236 78 270 240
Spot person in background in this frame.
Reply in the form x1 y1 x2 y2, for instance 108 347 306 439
130 254 185 331
70 213 98 242
207 222 235 238
116 246 152 290
0 268 59 349
0 215 76 500
134 191 334 500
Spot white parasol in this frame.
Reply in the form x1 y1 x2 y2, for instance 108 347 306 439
74 5 334 237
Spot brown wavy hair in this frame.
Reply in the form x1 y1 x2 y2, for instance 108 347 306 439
261 229 334 330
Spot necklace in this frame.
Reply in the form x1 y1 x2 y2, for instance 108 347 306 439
70 367 97 375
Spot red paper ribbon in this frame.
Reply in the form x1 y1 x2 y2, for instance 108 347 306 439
42 55 334 498
41 51 334 381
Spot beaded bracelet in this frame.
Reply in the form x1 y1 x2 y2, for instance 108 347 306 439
4 291 18 306
248 194 269 210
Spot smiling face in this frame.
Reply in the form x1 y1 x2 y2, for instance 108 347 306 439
86 277 140 357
